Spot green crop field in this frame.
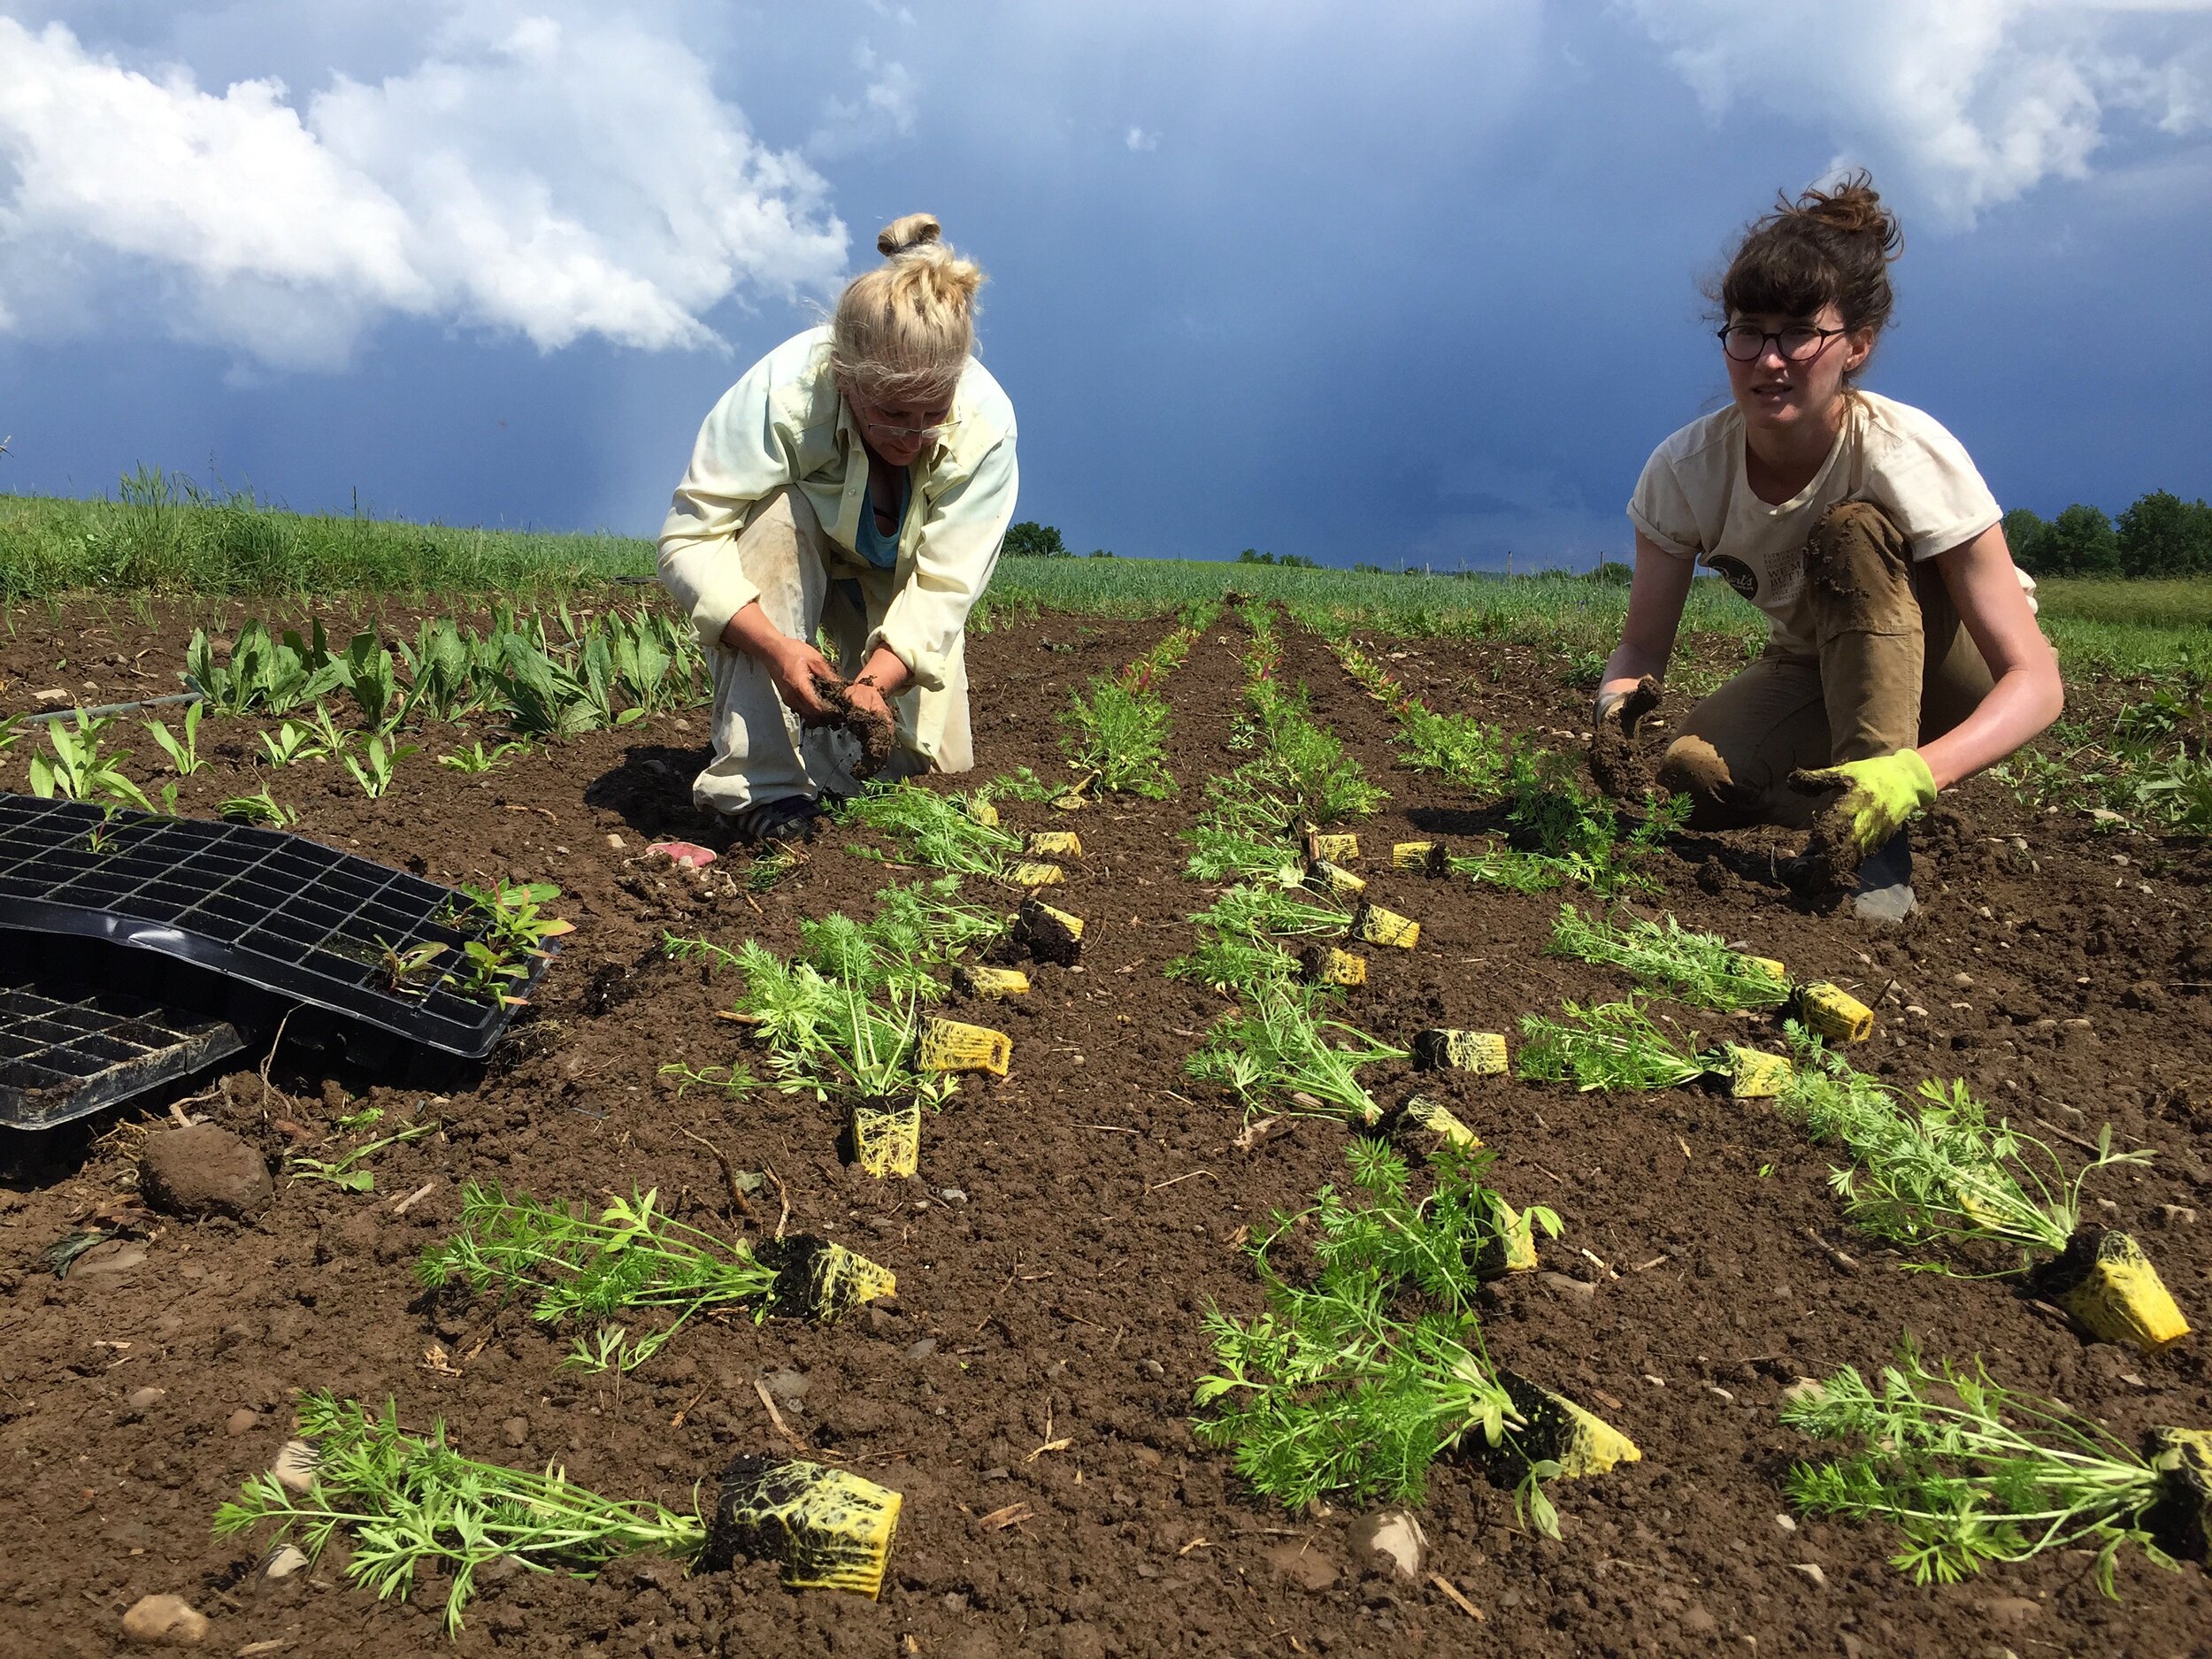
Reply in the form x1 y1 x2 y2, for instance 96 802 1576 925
2 482 2204 680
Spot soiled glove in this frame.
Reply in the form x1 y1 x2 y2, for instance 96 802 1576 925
1787 749 1938 858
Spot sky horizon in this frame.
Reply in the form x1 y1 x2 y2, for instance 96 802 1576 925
2 2 2208 571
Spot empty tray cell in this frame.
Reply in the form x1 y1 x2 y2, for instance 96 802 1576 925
0 792 549 1057
0 964 249 1131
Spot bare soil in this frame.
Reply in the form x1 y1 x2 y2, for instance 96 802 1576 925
0 597 2208 1659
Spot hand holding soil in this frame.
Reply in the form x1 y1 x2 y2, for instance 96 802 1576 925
765 638 842 725
1589 674 1663 800
810 671 898 779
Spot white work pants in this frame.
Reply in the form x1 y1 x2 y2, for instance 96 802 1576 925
691 487 974 814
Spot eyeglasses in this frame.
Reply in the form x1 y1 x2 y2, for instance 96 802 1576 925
1718 324 1847 363
853 403 955 440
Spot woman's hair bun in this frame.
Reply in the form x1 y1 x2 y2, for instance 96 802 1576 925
1787 171 1901 260
878 213 943 257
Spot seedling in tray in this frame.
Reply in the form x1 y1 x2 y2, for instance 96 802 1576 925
1778 1035 2187 1352
419 1182 894 1374
216 1393 905 1633
1548 903 1792 1012
1782 1341 2212 1594
27 711 152 812
1195 1141 1601 1527
1516 996 1712 1093
218 787 297 828
841 781 1021 879
1185 986 1408 1125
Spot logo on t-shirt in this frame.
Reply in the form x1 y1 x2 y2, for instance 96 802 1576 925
1706 554 1758 601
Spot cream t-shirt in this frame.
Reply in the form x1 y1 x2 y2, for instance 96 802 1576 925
1628 391 2026 657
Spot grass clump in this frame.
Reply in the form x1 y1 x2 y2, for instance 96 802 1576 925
1195 1141 1563 1523
1548 904 1791 1012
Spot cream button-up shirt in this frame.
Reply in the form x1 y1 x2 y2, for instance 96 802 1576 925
657 325 1019 695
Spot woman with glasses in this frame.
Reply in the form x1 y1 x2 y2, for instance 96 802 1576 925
659 213 1018 844
1593 173 2060 920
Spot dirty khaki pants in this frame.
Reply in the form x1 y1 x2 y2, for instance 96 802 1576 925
1655 502 1994 830
692 487 974 815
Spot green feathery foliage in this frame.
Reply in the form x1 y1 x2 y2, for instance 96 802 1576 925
840 782 1020 878
1186 987 1409 1125
1195 1141 1562 1522
1516 996 1713 1093
215 1392 705 1633
1548 904 1792 1012
1783 1343 2182 1595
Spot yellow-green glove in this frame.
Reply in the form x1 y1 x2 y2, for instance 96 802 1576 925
1787 749 1937 856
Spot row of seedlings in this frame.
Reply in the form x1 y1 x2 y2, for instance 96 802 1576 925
1171 608 1640 1545
1539 903 2211 1591
12 603 709 824
1304 613 2212 1594
1311 621 1678 900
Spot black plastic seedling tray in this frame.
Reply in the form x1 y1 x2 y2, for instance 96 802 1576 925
0 794 549 1060
0 957 246 1131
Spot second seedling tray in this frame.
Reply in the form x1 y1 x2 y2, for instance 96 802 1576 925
0 793 549 1057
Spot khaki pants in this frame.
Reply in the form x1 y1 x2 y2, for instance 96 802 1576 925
1655 502 1993 829
691 487 974 814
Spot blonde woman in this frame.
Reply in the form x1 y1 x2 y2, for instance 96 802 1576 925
1594 174 2062 921
659 214 1018 843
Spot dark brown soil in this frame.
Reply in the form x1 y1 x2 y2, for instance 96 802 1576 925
1 595 2208 1659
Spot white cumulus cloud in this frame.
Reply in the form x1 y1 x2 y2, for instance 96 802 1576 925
0 11 849 368
1623 0 2212 222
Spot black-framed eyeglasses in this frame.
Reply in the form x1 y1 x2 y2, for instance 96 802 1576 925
1717 324 1847 363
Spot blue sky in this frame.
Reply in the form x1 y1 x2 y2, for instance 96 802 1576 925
2 0 2208 569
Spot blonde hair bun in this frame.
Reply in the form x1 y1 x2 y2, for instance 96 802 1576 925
878 213 942 257
833 215 987 405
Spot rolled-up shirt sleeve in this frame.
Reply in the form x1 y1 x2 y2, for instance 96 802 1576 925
658 366 796 653
869 431 1018 693
1626 447 1702 560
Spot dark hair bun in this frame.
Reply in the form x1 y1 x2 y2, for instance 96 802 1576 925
1788 171 1901 260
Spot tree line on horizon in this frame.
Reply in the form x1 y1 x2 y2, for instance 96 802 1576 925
1007 490 2212 580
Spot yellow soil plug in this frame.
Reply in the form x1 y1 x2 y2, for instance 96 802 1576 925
849 1100 921 1179
2042 1228 2190 1354
1025 831 1082 858
1010 861 1065 887
1353 902 1420 949
1491 1371 1642 1480
967 797 1000 828
1013 897 1085 965
1304 858 1367 900
1470 1200 1542 1279
1391 841 1446 874
1395 1095 1482 1148
1413 1029 1508 1075
1300 945 1367 987
772 1238 896 1320
2147 1427 2212 1564
955 964 1031 998
1724 1045 1793 1100
707 1456 903 1598
1797 982 1874 1043
1302 830 1361 865
919 1017 1012 1077
1740 956 1788 985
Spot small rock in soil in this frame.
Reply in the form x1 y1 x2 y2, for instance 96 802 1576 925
1346 1509 1427 1581
1539 1271 1597 1301
121 1594 208 1645
67 1239 148 1279
272 1440 319 1494
138 1125 273 1221
227 1407 261 1435
2161 1204 2197 1227
263 1545 310 1580
1791 1562 1827 1587
764 1367 810 1406
906 1339 939 1361
124 1386 166 1416
1137 1358 1166 1381
503 1416 530 1448
939 1187 968 1204
1263 1540 1342 1592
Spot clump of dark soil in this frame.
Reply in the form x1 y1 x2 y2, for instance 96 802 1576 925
1588 673 1663 802
810 672 897 779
